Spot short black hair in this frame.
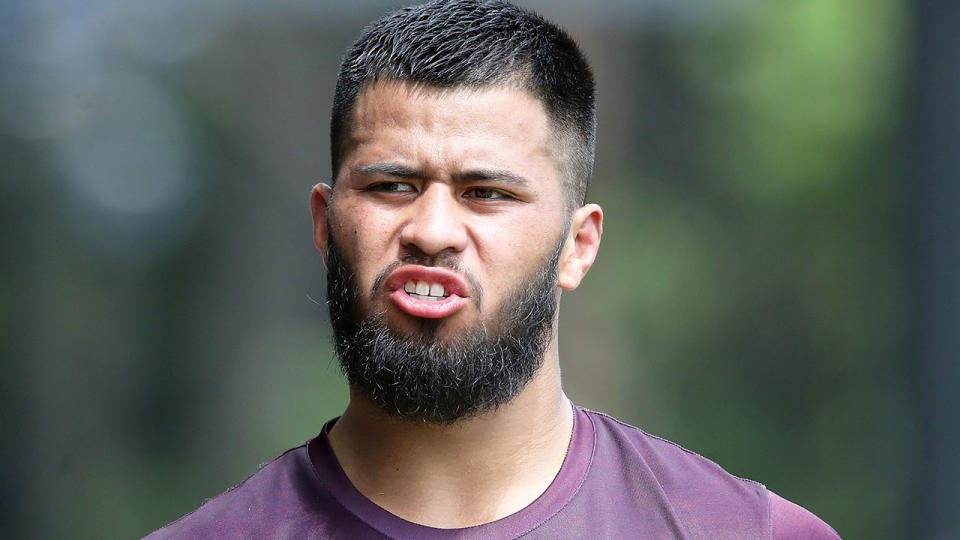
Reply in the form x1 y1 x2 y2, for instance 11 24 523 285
330 0 596 208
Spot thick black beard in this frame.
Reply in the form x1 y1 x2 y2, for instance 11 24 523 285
325 235 563 424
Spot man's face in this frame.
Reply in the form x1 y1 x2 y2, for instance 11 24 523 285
324 81 572 340
312 81 590 421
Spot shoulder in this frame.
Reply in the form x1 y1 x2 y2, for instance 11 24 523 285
579 408 840 538
583 408 768 498
143 443 321 539
769 491 841 540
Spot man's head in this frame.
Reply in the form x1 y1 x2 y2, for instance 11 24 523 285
312 0 602 423
330 0 596 210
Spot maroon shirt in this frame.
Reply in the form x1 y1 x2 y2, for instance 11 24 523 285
146 406 840 539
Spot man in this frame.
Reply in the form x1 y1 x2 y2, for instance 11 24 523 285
148 1 840 538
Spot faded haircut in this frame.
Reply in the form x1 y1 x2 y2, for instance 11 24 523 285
330 0 596 209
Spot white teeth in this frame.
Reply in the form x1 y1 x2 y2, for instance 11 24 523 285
409 293 442 302
404 280 448 299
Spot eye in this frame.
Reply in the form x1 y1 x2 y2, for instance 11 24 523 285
465 187 511 200
368 182 416 193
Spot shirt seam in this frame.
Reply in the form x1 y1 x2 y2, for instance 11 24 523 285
305 428 394 539
518 405 597 538
582 408 768 492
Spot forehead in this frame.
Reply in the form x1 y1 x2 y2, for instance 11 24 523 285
341 80 562 182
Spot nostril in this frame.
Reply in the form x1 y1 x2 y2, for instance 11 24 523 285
398 210 468 256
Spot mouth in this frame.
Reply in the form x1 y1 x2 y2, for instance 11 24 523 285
385 265 471 319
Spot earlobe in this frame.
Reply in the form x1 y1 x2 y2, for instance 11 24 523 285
310 183 334 267
557 204 603 291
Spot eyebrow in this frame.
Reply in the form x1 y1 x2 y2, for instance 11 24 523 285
453 169 529 186
354 162 529 187
354 163 419 177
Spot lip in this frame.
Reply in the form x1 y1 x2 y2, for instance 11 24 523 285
385 265 471 319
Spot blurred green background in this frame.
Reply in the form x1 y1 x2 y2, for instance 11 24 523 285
2 0 955 538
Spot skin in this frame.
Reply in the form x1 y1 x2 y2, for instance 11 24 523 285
310 80 603 528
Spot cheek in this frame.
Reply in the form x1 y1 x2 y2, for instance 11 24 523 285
475 218 560 289
332 200 378 246
333 206 399 289
354 212 398 261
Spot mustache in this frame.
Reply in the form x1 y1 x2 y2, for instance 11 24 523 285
370 252 484 310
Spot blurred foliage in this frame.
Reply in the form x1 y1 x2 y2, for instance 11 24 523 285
566 0 910 537
1 1 913 538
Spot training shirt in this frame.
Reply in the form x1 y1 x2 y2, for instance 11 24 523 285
145 406 840 539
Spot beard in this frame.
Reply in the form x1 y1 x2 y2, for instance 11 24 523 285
325 233 564 424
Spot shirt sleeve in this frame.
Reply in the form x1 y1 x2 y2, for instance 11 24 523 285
769 490 841 540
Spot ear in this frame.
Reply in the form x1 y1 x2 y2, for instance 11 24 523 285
310 183 334 267
557 203 603 291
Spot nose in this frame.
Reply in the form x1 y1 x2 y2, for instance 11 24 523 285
399 183 469 257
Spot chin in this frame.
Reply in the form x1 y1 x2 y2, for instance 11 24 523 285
384 310 472 343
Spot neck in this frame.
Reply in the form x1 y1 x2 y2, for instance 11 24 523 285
327 344 573 529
